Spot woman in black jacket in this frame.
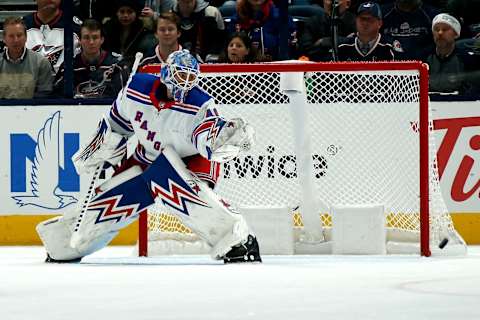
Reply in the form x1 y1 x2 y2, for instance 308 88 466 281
102 0 156 69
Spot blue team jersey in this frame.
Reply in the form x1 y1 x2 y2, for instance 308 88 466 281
338 35 396 62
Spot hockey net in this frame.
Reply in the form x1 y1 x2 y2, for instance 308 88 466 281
138 61 466 257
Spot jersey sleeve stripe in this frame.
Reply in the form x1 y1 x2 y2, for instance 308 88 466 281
175 102 201 112
110 101 134 132
194 172 216 185
206 108 219 117
169 106 198 115
127 88 152 105
133 144 154 165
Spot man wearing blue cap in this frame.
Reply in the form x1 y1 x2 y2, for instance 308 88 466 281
338 2 396 61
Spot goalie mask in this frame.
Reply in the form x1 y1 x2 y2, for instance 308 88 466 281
161 50 200 102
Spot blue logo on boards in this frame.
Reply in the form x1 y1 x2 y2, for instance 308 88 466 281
10 111 79 210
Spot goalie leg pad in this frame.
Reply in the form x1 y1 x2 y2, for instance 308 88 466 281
36 215 118 262
143 146 257 260
69 165 155 251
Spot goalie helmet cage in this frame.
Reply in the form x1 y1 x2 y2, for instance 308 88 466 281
138 61 467 257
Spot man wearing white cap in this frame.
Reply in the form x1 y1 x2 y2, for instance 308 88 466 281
426 13 471 94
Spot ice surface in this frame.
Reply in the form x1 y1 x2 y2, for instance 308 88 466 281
1 246 479 320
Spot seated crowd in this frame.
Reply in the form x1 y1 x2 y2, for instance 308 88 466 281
0 0 479 99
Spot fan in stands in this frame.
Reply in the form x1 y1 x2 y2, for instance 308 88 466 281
35 50 261 264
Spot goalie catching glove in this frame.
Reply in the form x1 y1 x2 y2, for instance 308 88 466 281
210 118 255 163
73 117 127 174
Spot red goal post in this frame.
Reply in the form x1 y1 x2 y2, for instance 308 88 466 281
138 61 466 257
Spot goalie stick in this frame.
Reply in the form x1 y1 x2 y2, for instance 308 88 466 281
70 52 144 249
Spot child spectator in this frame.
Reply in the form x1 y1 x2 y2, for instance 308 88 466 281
0 17 53 99
218 31 270 62
172 0 226 62
140 12 183 66
230 0 297 61
298 0 356 61
381 0 440 61
54 19 128 98
215 31 273 104
102 0 156 69
338 2 396 61
426 13 470 94
23 0 81 74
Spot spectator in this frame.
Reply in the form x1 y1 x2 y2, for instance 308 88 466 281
218 31 270 62
23 0 81 74
229 0 297 61
298 0 356 61
172 0 226 62
142 0 176 18
140 12 183 66
74 0 174 24
54 19 128 98
102 0 156 69
215 31 273 104
338 2 395 61
74 0 114 23
0 17 53 99
381 0 440 61
426 13 470 94
138 0 176 31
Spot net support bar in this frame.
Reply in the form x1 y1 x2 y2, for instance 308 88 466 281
282 72 325 242
419 64 431 257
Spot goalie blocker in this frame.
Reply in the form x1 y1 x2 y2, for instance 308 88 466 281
36 146 261 264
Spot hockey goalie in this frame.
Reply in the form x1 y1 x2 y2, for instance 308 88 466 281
36 50 261 264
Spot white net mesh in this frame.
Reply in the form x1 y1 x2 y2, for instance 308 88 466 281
143 63 466 255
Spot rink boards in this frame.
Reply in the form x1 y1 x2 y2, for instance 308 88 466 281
0 101 479 244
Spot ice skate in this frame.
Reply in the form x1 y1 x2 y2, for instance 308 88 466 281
223 235 262 264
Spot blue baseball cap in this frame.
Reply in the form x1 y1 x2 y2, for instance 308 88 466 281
357 2 382 19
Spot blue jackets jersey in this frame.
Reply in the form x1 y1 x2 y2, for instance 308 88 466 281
381 3 440 61
338 35 395 61
23 11 81 73
54 51 128 98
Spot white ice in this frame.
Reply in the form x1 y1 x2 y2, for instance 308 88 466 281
1 246 479 320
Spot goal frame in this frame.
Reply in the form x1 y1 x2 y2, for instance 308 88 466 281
137 61 432 257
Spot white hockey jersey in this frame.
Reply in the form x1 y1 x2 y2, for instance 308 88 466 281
23 11 81 73
108 73 225 165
